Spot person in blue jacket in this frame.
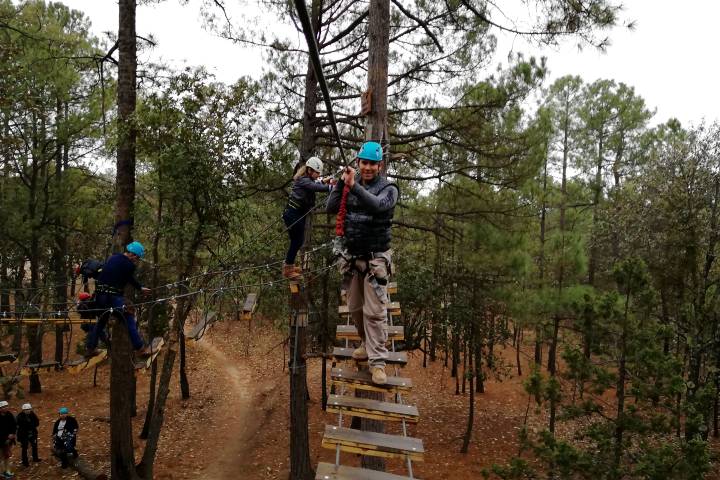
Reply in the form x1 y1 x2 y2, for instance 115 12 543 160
85 241 152 357
283 156 335 278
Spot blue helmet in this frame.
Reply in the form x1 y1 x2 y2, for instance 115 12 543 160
59 407 69 415
126 241 146 259
357 141 383 162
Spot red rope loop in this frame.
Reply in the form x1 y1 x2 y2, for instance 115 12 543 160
335 184 350 237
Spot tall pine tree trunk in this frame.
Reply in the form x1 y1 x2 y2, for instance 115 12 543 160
112 0 140 478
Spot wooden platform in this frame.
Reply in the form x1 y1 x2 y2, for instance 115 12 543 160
331 367 412 394
134 337 164 370
65 350 108 374
187 311 217 340
332 347 407 366
21 361 60 376
336 325 404 342
289 279 302 294
326 394 419 424
241 293 258 320
321 425 424 461
315 463 416 480
0 313 87 325
338 302 400 317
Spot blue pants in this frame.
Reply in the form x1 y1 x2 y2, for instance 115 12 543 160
86 293 144 350
283 208 306 265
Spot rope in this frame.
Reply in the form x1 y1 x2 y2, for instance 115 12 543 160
335 184 351 237
292 0 348 165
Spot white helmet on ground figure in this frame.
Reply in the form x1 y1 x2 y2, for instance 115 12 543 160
21 403 31 410
306 156 323 175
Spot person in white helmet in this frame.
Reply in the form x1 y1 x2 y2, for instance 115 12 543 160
282 156 336 278
0 401 15 478
15 404 40 467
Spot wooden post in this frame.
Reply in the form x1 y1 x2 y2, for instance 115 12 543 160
289 292 314 479
53 450 107 480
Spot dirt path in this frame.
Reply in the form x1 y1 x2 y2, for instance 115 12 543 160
194 337 276 479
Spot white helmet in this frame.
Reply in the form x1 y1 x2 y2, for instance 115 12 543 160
21 403 31 411
305 157 323 175
0 401 8 408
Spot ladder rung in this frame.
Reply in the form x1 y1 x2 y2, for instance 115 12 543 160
326 394 419 423
332 347 407 366
338 302 400 316
336 325 403 341
331 367 412 394
316 462 418 480
321 425 424 461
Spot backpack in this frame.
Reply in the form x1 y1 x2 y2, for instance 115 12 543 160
77 292 98 320
78 259 104 282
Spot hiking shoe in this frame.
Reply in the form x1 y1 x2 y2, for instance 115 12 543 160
371 366 387 385
283 264 301 279
351 345 368 361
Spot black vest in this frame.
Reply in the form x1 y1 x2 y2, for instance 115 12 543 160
344 176 398 255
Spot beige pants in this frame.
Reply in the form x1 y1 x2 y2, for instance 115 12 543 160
347 254 391 367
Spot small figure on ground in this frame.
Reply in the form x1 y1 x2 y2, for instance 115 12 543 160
327 141 399 385
85 241 152 357
15 403 40 467
0 401 16 478
52 407 78 469
283 156 336 278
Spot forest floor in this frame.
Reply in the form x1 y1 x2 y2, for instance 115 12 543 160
9 316 720 479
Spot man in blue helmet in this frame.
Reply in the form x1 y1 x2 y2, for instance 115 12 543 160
85 241 152 357
327 141 399 385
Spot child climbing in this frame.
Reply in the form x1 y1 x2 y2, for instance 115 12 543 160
283 156 336 278
85 241 152 357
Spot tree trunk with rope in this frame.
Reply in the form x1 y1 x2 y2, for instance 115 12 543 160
287 0 323 477
111 0 140 478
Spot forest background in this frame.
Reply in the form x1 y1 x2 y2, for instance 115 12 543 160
2 0 720 478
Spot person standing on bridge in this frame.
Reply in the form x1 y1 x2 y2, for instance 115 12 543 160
283 156 336 279
85 241 152 357
327 141 399 385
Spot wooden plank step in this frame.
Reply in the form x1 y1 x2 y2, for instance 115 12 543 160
321 425 423 461
331 367 412 394
65 350 108 374
316 462 417 480
241 293 258 320
134 337 165 370
332 347 407 366
339 302 400 316
187 312 217 340
326 394 419 423
0 312 82 321
21 361 60 376
0 353 18 366
336 325 403 341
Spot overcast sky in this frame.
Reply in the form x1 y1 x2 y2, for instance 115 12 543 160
59 0 720 128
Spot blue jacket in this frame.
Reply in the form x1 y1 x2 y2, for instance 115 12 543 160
96 254 142 292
